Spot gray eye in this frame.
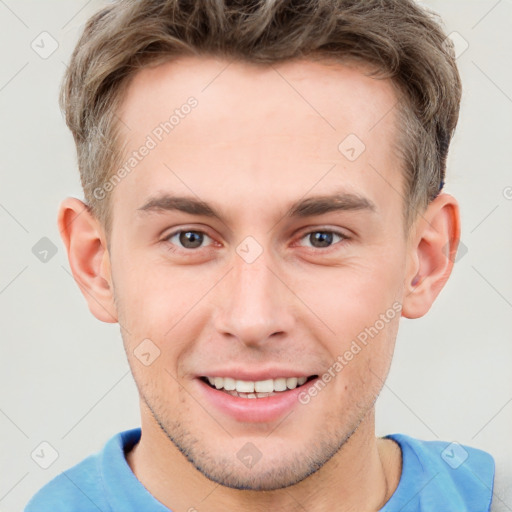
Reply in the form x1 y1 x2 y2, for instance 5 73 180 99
300 231 344 249
167 230 212 249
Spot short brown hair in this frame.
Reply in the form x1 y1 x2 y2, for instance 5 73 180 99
60 0 462 236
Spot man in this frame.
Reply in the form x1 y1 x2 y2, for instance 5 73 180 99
25 0 495 510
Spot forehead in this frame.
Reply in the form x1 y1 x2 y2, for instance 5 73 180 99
112 56 402 227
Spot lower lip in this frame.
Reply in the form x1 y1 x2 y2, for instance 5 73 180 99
196 378 317 423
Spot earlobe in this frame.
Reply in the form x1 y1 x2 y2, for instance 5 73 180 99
57 197 118 323
402 193 461 319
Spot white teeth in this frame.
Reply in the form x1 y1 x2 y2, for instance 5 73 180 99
286 377 298 389
274 378 287 391
254 379 274 393
223 377 236 391
204 375 310 394
236 380 255 393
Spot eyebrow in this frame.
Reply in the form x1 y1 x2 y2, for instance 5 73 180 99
136 192 376 222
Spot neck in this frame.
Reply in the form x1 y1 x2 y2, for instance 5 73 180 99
126 406 402 512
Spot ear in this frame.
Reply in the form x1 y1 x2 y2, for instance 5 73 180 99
57 197 118 323
402 193 461 319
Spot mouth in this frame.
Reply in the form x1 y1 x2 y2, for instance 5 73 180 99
199 375 318 399
196 372 321 422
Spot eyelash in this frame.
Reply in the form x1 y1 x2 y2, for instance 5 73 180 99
162 228 350 253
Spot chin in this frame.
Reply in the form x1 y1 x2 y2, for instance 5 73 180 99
185 445 329 491
160 418 358 491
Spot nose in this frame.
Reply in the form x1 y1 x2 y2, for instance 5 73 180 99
213 248 295 348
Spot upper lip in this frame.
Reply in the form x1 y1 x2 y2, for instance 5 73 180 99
197 369 318 381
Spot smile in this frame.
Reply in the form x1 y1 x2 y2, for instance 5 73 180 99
200 375 317 399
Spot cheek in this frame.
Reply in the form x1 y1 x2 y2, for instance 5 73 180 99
353 314 400 393
113 269 210 385
317 306 401 404
298 262 402 344
113 254 204 336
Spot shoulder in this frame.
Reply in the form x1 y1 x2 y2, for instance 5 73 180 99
24 429 140 512
384 433 495 512
24 451 107 512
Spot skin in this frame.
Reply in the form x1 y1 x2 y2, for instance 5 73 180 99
58 56 460 512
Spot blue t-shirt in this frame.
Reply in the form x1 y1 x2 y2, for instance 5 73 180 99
24 428 495 511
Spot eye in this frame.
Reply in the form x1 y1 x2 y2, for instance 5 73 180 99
297 229 348 249
164 230 214 250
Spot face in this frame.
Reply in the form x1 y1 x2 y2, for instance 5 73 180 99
107 56 409 490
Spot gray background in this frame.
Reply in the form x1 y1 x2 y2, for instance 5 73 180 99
0 1 511 510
